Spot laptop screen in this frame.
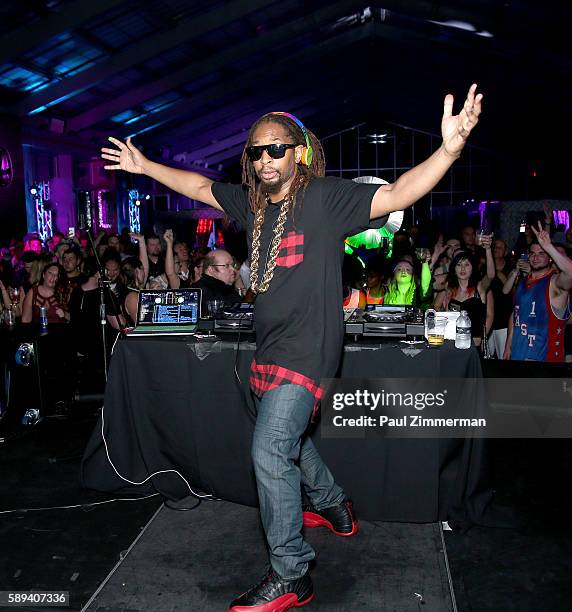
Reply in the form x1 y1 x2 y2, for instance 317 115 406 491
137 289 201 326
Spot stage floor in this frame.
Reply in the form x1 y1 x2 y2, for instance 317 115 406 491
83 500 454 611
1 411 572 611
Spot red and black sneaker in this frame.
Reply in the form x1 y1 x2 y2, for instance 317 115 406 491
229 567 315 612
302 499 359 537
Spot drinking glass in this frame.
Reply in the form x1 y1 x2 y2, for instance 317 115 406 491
9 286 19 304
207 299 224 318
4 307 15 328
426 311 447 346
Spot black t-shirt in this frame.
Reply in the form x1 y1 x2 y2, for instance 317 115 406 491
148 256 165 278
69 286 100 335
67 273 89 292
490 268 514 330
192 273 241 310
212 176 381 384
68 286 119 356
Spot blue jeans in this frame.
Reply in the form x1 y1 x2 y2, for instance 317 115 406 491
251 384 345 579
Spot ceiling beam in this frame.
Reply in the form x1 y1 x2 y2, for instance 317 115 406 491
187 79 358 168
203 76 369 166
165 106 274 155
0 0 127 62
134 89 316 150
120 16 371 141
203 98 353 166
370 1 497 32
12 57 55 81
167 104 304 157
373 2 555 49
200 142 247 166
182 96 315 162
67 0 367 133
74 26 116 55
21 125 104 157
11 0 272 117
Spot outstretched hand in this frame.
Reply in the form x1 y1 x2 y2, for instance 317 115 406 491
441 83 483 158
101 137 147 174
433 241 447 257
480 233 493 250
530 220 551 250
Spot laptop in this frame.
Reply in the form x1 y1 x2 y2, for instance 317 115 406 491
128 288 201 336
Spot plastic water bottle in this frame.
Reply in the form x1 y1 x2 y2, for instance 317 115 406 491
39 306 48 334
455 310 472 349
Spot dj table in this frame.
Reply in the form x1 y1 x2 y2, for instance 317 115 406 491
81 336 496 526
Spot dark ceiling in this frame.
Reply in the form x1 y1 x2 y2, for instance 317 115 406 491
0 0 570 191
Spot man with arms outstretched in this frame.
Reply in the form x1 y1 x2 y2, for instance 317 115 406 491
102 85 483 611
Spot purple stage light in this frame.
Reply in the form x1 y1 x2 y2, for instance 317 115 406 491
553 210 569 230
97 189 112 229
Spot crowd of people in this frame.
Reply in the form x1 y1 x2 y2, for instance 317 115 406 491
0 228 234 366
1 204 571 364
345 212 572 360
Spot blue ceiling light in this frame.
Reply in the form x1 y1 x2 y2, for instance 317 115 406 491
28 89 89 114
124 94 181 126
126 120 169 139
28 105 48 115
111 109 138 123
124 114 144 125
28 82 53 93
0 65 49 92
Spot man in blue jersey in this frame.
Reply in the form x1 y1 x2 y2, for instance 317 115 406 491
504 222 572 362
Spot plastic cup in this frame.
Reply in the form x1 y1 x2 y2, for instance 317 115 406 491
426 315 447 346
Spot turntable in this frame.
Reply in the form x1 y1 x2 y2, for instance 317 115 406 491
364 306 409 337
345 305 425 340
213 304 254 334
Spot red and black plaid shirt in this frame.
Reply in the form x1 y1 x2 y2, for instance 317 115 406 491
250 358 323 418
249 231 323 408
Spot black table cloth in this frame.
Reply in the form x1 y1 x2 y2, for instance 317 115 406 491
0 325 76 426
81 337 495 526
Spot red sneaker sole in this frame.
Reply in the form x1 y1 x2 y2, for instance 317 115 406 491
229 592 315 611
302 511 359 537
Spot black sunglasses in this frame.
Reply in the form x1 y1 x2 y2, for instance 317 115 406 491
246 143 297 162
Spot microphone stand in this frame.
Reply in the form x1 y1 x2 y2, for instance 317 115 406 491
84 229 125 383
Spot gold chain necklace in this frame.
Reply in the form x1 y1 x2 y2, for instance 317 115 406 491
249 194 291 293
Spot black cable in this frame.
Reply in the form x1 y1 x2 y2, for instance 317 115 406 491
232 309 258 420
164 498 201 512
233 318 243 385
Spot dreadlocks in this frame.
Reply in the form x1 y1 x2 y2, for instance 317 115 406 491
242 113 326 293
240 113 326 218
